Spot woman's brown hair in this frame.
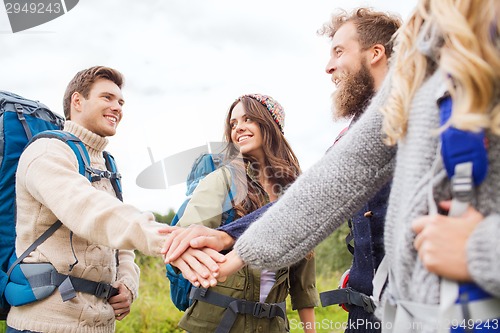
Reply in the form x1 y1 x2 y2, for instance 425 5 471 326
223 96 301 218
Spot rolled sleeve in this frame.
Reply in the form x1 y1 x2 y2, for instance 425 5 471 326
289 255 320 310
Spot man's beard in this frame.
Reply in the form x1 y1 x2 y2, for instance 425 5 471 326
331 61 375 120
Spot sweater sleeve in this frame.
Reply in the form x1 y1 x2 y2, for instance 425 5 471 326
467 214 500 297
178 168 231 229
234 79 397 270
18 139 165 256
116 249 140 300
217 202 275 240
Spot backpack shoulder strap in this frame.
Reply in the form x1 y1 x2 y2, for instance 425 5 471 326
30 131 123 195
8 130 121 297
439 94 488 215
220 166 235 206
220 166 236 225
103 151 123 201
6 221 62 277
9 129 95 277
29 130 93 181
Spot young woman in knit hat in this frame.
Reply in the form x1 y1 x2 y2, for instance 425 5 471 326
173 94 319 333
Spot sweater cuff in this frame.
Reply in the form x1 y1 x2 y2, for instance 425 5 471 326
235 239 264 269
118 276 139 301
467 214 500 297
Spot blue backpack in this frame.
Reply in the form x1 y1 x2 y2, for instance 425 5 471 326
438 94 499 332
0 91 122 319
166 153 236 311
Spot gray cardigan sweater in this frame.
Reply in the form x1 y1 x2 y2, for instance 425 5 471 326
234 69 500 321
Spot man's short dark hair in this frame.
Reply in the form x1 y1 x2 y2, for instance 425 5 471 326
63 66 124 119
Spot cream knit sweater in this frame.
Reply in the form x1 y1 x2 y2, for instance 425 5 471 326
8 121 165 333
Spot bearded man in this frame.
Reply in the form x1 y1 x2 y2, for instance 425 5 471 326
320 8 401 333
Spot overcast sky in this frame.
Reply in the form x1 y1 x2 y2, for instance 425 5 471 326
1 0 416 214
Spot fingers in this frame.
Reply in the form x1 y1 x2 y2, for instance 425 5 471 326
158 225 178 235
165 225 218 262
439 200 483 223
190 229 235 251
184 250 219 288
109 283 133 321
171 252 218 288
411 215 428 235
171 257 202 288
201 248 226 263
190 235 223 251
114 310 130 321
412 214 443 251
411 207 479 281
109 283 132 304
166 231 196 262
185 249 219 278
161 227 186 256
438 200 452 212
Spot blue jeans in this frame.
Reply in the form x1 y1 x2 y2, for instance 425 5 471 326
6 327 41 333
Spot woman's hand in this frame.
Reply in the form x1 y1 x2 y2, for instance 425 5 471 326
412 201 483 281
217 249 245 282
170 248 226 288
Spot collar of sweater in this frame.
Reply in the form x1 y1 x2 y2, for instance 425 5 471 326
63 121 109 156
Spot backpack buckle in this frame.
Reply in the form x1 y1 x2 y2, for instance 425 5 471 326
99 170 111 179
95 282 116 299
361 294 375 313
253 302 272 318
451 162 473 202
112 172 122 180
14 103 24 114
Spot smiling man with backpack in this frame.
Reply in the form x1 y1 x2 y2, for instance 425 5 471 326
5 66 167 333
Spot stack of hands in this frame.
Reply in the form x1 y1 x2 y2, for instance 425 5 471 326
160 225 244 288
159 200 483 287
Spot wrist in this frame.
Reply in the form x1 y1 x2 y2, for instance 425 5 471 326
221 231 236 250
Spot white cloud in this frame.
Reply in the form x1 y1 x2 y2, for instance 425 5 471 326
0 0 416 214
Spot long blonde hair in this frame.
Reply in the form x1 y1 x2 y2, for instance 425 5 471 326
382 0 500 145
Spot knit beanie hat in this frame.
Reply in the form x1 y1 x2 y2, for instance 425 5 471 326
241 94 285 134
